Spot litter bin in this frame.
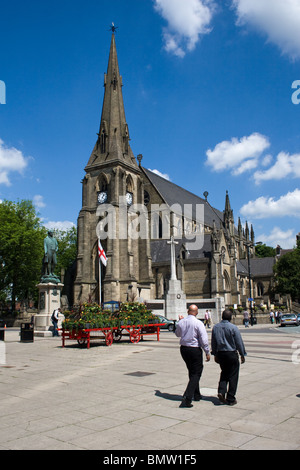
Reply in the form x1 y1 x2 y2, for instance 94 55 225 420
20 323 34 342
0 320 5 341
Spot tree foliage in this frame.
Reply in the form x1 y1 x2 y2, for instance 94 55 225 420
0 200 47 310
0 200 78 311
255 244 276 258
274 241 300 301
51 226 77 277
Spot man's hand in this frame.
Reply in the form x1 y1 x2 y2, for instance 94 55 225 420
205 353 211 362
178 315 184 320
240 355 245 364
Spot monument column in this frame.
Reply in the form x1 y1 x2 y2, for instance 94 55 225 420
165 236 186 319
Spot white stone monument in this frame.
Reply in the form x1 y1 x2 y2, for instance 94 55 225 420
165 236 186 319
35 282 64 336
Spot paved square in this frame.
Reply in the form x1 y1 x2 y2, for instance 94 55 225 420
0 325 300 450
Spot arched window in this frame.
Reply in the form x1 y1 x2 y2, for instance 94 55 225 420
224 270 231 291
98 174 108 192
126 175 134 193
257 282 264 296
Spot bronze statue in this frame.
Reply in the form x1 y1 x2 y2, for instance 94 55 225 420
41 231 60 283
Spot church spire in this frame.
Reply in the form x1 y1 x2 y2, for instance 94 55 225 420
224 190 234 234
86 31 138 171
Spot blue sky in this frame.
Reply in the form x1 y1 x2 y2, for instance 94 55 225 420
0 0 300 248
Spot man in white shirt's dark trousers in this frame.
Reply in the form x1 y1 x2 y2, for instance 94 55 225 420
175 305 211 408
211 309 246 406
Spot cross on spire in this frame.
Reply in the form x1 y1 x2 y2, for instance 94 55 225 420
110 22 118 33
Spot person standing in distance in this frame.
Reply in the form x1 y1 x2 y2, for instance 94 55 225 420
175 304 210 408
51 308 61 337
211 309 246 406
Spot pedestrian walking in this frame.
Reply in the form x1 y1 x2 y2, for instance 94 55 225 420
243 309 249 328
211 309 246 406
269 311 274 324
175 305 211 408
204 310 211 328
51 308 61 337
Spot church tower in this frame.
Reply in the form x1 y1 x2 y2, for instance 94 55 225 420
74 31 154 305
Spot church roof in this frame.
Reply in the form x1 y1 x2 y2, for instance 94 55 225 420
142 167 224 228
237 257 275 277
151 234 212 263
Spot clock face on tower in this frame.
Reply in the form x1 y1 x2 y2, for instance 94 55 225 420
125 191 133 206
97 191 108 204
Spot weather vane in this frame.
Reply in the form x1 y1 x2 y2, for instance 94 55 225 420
109 22 118 33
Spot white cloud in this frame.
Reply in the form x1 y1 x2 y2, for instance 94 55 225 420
33 194 46 209
254 152 300 184
257 226 296 249
232 0 300 60
0 138 29 186
240 189 300 219
153 0 216 57
205 132 270 174
261 154 272 167
148 168 171 180
45 220 75 231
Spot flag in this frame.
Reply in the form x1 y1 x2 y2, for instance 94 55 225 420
98 239 107 266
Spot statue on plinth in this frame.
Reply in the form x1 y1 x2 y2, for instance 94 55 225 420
41 231 60 284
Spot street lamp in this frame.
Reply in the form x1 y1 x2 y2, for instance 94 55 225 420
245 241 262 326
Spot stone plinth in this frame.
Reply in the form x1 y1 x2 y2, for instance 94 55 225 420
35 282 64 337
165 279 187 319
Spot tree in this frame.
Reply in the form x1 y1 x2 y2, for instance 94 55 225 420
51 226 77 278
0 200 47 310
273 241 300 301
255 244 276 258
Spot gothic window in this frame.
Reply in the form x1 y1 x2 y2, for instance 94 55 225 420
123 124 129 154
100 121 108 154
98 174 108 192
144 190 150 206
224 270 231 291
112 71 118 90
100 129 107 153
257 282 264 296
126 175 134 193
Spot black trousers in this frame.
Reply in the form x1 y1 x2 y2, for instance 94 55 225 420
180 346 203 401
217 351 240 403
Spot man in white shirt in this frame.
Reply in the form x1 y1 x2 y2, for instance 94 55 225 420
175 305 211 408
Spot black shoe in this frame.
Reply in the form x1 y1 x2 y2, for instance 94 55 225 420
227 399 237 406
217 393 227 404
179 398 193 408
193 394 202 401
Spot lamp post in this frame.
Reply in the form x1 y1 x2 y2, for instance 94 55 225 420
246 241 262 326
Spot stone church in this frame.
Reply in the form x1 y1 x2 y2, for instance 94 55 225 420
73 32 275 314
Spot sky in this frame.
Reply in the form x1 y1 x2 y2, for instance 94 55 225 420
0 0 300 248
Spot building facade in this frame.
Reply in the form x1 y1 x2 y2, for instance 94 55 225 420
73 33 276 311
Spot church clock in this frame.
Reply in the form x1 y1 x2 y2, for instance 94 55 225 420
97 191 108 204
126 191 133 206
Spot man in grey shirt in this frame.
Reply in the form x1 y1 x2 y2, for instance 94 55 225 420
176 305 211 408
211 309 246 406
